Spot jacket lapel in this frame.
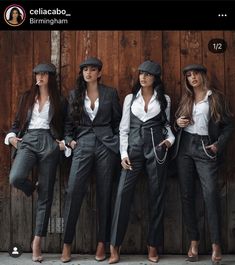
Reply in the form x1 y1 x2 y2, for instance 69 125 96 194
93 85 104 123
26 108 32 122
48 104 54 122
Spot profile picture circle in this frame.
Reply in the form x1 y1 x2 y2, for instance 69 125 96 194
4 4 26 27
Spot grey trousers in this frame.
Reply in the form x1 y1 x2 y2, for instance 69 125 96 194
63 132 116 244
110 143 167 247
9 129 60 236
177 131 221 244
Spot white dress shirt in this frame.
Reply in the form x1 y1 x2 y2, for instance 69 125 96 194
84 91 99 121
119 90 175 159
4 98 71 157
184 90 212 136
28 98 50 129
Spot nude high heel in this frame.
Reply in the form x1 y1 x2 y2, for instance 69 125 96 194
211 244 222 265
147 245 159 263
187 241 199 262
95 242 106 261
60 243 71 263
31 237 43 263
109 245 121 264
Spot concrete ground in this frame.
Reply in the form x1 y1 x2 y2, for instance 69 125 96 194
0 253 235 265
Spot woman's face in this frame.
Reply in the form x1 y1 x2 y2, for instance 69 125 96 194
12 10 19 18
83 66 101 83
186 71 203 88
36 72 49 86
139 71 155 88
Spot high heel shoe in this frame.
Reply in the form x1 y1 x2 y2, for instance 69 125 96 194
95 242 106 262
147 245 159 263
187 241 199 262
211 244 222 265
109 245 121 264
60 244 71 263
211 254 222 265
32 255 43 263
31 241 43 263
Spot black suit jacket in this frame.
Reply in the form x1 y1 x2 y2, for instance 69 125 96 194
65 84 122 154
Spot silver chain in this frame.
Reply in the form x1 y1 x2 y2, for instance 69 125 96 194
150 127 168 165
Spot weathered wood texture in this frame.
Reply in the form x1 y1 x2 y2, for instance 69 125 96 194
0 31 234 254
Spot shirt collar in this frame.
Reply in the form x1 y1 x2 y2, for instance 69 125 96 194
35 96 50 103
136 89 157 98
85 90 89 100
85 90 99 102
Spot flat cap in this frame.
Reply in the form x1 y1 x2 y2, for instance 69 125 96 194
182 64 207 75
33 63 56 74
79 57 103 70
138 60 161 76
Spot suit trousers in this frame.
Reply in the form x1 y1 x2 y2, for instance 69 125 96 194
63 132 116 244
110 143 167 247
9 129 60 236
177 131 221 244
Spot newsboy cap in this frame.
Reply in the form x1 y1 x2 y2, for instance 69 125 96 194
182 64 207 75
33 63 56 74
138 60 161 76
79 57 103 70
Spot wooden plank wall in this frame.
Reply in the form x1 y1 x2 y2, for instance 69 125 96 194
0 31 235 254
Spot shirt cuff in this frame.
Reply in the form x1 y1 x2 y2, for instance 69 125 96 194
121 151 128 160
4 132 16 145
166 136 175 146
61 140 72 157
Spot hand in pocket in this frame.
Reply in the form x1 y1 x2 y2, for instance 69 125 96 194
158 139 171 149
205 144 218 154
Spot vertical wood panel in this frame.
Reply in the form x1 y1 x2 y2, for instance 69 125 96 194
61 31 77 97
162 31 182 254
33 31 51 64
97 31 119 90
118 31 141 104
141 31 162 64
0 31 12 251
11 31 34 251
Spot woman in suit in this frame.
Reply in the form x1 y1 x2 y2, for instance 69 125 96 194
109 60 175 264
175 64 234 264
61 57 122 263
4 63 68 262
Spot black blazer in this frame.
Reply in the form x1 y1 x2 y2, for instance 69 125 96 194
65 84 122 154
9 91 68 140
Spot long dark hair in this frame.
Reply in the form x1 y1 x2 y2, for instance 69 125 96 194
9 8 22 23
132 74 168 124
17 73 63 134
72 71 87 124
71 67 101 124
175 72 233 123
